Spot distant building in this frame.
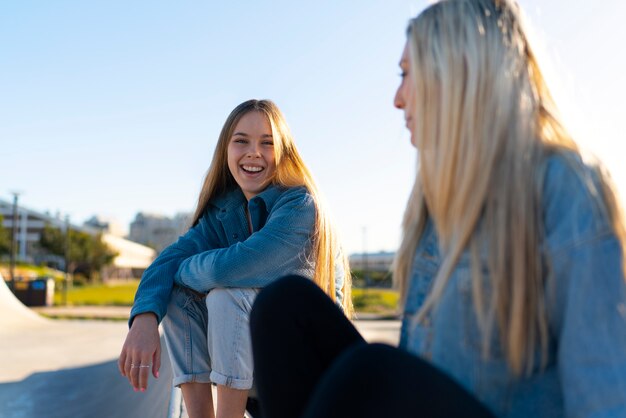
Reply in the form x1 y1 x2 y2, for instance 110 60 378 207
84 215 127 237
0 199 155 279
0 198 83 267
129 212 191 253
349 251 395 272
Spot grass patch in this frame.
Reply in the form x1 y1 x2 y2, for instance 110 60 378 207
352 288 399 314
39 313 129 321
50 279 399 314
54 280 139 306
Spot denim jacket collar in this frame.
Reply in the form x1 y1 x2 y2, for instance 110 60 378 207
209 184 286 213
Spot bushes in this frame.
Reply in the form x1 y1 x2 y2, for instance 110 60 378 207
352 288 399 314
53 280 139 306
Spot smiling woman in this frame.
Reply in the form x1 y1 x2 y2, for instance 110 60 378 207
227 111 277 200
118 99 352 418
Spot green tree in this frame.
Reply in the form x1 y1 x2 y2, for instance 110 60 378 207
0 214 10 256
39 224 118 281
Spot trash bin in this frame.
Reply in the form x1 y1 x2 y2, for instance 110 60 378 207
12 278 55 307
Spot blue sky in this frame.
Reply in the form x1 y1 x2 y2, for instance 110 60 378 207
2 1 625 255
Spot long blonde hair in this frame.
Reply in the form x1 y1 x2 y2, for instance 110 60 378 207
191 99 353 317
393 0 626 375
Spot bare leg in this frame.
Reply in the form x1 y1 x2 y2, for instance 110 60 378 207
181 382 215 418
216 385 248 418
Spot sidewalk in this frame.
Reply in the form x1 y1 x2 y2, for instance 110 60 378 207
32 305 400 321
32 305 131 321
31 305 401 348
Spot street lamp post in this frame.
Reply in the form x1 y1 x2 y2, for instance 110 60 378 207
9 192 20 282
362 226 369 287
63 215 70 306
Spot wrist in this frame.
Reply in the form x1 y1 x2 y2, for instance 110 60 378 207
131 312 158 327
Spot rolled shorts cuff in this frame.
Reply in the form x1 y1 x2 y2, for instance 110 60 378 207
210 370 253 390
172 372 213 388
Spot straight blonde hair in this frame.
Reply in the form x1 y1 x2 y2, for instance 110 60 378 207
191 99 353 317
393 0 626 375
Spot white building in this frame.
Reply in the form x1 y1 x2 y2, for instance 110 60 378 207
349 251 395 272
0 198 80 266
129 212 190 253
101 234 156 280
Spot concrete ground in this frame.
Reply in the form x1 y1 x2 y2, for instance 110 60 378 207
1 281 400 418
0 316 175 417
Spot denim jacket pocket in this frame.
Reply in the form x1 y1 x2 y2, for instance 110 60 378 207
172 285 206 312
448 254 492 350
401 255 438 353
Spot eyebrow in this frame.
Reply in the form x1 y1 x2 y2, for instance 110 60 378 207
232 132 273 138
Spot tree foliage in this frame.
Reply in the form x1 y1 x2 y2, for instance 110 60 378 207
39 224 117 280
0 215 10 256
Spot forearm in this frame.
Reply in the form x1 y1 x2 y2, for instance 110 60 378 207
130 216 219 325
130 260 179 325
176 192 316 292
177 247 314 292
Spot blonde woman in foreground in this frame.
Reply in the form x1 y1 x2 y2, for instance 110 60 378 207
248 1 626 417
118 99 351 418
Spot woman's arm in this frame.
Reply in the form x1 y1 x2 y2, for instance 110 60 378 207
129 214 220 325
551 234 626 417
119 215 220 392
542 155 626 416
175 188 316 293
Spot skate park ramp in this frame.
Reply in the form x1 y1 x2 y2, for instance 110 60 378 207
0 274 47 332
0 275 176 418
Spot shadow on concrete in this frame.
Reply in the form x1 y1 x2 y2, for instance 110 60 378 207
0 337 175 418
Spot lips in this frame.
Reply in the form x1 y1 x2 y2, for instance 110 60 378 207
241 165 264 174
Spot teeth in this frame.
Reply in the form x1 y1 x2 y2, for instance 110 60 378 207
242 165 263 172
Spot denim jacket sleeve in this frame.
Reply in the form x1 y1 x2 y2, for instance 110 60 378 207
129 213 221 325
175 187 316 292
542 155 626 417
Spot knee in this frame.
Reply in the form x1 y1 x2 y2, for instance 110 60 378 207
205 288 232 313
334 343 401 384
206 288 257 318
250 275 313 326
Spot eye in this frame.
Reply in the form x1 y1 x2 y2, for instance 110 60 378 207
232 138 247 144
399 71 407 78
262 140 274 146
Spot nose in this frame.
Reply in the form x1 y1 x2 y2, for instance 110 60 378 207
245 142 261 158
394 83 405 109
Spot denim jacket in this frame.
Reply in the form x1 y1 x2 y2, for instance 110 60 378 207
400 153 626 417
130 184 343 324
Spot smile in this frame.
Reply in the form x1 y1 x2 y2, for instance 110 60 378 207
241 165 264 173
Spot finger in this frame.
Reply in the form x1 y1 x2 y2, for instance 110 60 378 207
118 350 127 376
138 358 151 391
128 356 139 389
130 361 141 390
125 355 134 384
152 342 161 379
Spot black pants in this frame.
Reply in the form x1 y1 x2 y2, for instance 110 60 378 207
250 276 496 418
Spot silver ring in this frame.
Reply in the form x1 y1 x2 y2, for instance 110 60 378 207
131 364 152 368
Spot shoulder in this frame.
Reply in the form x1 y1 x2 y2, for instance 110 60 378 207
265 185 315 213
541 150 613 249
208 187 246 211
